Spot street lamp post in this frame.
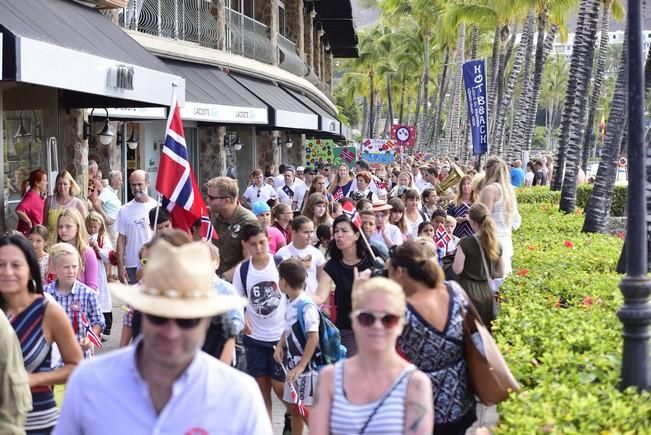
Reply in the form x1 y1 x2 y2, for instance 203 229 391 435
619 0 651 391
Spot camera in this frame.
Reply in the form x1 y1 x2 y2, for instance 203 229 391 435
370 257 388 278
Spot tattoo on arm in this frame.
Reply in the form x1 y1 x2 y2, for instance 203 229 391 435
406 400 428 433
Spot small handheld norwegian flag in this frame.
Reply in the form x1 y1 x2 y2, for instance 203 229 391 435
341 200 362 229
81 312 102 349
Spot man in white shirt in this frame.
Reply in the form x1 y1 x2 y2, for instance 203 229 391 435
55 240 271 435
276 165 307 212
276 216 326 295
274 164 287 189
115 170 157 284
242 168 278 208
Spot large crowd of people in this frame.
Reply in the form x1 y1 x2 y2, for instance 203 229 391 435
0 153 542 434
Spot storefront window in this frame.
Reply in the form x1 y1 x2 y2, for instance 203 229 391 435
231 126 255 192
2 86 58 231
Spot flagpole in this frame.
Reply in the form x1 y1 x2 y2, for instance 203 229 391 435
153 192 161 237
358 228 377 261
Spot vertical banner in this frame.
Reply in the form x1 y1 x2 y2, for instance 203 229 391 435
462 59 489 155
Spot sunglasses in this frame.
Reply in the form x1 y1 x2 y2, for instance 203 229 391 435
207 194 230 201
354 310 401 328
145 314 202 329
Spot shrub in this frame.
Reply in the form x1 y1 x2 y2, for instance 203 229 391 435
494 203 650 433
516 187 561 204
576 184 628 217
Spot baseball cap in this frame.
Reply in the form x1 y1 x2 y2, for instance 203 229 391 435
252 201 271 216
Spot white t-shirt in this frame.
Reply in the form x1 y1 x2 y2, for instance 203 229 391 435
284 293 320 371
276 183 307 212
370 224 404 247
243 184 277 204
114 198 157 268
233 255 286 342
404 212 425 240
276 244 326 295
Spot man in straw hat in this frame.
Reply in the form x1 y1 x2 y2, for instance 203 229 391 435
54 240 272 434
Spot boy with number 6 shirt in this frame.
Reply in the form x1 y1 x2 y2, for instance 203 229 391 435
233 223 288 421
274 259 319 435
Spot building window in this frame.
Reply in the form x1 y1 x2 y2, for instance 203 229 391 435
278 1 286 37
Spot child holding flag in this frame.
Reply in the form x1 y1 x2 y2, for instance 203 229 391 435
45 243 105 363
274 259 319 434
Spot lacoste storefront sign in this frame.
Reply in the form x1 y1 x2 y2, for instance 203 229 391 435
181 102 268 124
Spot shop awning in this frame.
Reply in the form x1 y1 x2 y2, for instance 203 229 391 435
231 74 319 131
163 60 268 124
282 86 341 135
0 0 184 106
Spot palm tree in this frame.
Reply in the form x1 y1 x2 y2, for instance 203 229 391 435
559 0 601 213
540 54 569 150
580 0 624 172
492 13 536 155
582 29 628 232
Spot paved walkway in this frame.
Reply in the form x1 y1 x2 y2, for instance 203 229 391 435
99 299 496 435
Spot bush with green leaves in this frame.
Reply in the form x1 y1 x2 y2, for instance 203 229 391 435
516 187 561 204
493 203 650 433
575 184 628 217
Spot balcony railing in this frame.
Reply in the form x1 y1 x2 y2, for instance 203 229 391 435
225 8 274 65
278 34 309 77
118 0 221 48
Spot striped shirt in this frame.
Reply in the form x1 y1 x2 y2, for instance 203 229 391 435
45 280 105 359
8 296 58 432
330 361 415 434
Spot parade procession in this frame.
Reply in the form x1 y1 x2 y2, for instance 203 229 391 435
0 0 650 434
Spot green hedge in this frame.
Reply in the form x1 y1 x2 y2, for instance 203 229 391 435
494 203 650 433
516 185 627 217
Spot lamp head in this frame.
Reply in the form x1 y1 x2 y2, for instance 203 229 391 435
97 120 114 145
126 129 138 150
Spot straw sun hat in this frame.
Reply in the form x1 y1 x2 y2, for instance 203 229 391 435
110 240 246 319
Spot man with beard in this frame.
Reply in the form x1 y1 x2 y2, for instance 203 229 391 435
115 170 157 284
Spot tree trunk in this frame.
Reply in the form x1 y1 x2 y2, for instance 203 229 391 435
398 74 406 124
414 78 423 131
361 97 369 138
487 26 502 124
386 73 394 134
581 0 612 172
506 15 536 160
490 26 516 138
523 22 558 154
552 6 588 190
422 31 431 116
450 23 466 157
559 0 600 213
432 47 450 150
369 69 375 138
493 14 535 156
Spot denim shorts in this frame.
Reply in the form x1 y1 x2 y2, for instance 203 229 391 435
242 335 285 382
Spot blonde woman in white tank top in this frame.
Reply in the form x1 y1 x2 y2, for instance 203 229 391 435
310 277 433 435
479 157 521 275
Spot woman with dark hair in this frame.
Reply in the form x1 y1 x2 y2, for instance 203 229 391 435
314 214 374 356
447 175 476 239
15 168 48 236
391 239 477 434
0 235 82 434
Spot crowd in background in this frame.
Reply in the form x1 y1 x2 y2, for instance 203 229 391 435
1 152 532 435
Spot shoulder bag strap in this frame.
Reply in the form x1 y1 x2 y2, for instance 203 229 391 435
359 367 416 434
239 260 250 297
474 235 492 280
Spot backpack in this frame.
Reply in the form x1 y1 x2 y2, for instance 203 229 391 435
239 255 284 296
296 298 347 368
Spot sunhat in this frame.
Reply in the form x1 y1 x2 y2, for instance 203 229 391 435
110 240 246 319
252 200 271 216
371 200 393 212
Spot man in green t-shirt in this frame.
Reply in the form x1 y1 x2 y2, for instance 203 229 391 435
206 176 258 280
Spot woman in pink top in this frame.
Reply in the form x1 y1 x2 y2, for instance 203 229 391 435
55 208 99 290
15 168 48 235
252 200 286 254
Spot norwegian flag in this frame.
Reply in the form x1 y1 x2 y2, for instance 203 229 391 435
435 224 451 250
157 90 216 240
81 313 102 349
288 380 309 418
341 200 362 229
339 148 356 163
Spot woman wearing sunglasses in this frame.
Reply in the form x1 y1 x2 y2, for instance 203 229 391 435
310 277 433 435
392 240 477 434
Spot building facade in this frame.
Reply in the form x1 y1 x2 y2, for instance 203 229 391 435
0 0 357 231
